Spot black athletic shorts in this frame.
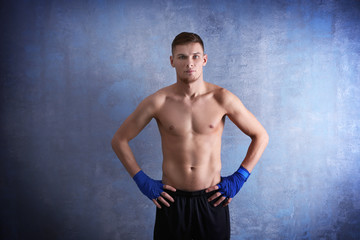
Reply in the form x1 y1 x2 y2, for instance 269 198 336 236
153 189 230 240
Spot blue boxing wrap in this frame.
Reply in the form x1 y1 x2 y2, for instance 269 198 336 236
133 170 163 200
217 165 250 198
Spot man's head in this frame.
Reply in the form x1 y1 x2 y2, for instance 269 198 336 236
170 32 207 84
171 32 204 56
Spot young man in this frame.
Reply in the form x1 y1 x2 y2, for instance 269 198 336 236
111 32 269 240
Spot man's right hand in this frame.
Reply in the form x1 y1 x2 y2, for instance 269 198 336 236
133 170 176 209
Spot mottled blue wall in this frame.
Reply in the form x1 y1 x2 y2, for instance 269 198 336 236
1 0 360 239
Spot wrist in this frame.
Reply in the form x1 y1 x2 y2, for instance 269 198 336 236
132 170 163 200
133 170 148 185
236 165 250 181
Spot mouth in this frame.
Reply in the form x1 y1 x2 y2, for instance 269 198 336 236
185 70 196 74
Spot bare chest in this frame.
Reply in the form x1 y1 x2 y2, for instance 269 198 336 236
155 97 226 136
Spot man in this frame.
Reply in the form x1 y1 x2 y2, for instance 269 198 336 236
111 32 269 240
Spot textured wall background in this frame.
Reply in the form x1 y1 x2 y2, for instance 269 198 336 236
1 0 360 239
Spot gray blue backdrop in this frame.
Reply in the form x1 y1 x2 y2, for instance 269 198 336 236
1 0 360 239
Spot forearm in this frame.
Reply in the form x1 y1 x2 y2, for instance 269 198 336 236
111 137 141 177
240 132 269 173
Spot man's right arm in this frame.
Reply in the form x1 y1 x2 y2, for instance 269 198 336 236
111 93 176 208
111 95 156 177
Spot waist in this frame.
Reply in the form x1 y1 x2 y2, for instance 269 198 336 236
164 188 217 197
162 165 221 191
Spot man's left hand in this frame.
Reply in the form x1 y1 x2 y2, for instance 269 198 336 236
205 165 250 207
206 185 232 207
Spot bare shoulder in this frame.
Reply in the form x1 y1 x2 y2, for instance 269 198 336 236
143 88 166 108
208 82 240 108
140 84 174 111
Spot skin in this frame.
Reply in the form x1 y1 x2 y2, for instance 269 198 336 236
111 42 269 208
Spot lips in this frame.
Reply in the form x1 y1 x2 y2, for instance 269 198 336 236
185 70 196 73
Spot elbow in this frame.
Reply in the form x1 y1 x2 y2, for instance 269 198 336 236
111 134 122 149
251 130 269 146
263 131 269 146
111 134 129 149
111 136 117 149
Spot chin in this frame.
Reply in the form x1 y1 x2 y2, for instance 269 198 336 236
180 76 200 84
180 78 196 84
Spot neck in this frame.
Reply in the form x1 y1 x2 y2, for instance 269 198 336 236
175 78 206 99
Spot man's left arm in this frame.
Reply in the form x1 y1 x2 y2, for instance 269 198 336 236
206 89 269 206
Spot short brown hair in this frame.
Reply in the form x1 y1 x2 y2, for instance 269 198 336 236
171 32 204 55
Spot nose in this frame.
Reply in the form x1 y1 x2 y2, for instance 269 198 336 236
186 59 194 68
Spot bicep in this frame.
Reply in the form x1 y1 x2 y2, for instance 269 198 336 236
224 93 265 138
114 98 156 142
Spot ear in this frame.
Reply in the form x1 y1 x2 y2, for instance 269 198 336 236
202 54 208 66
170 55 175 67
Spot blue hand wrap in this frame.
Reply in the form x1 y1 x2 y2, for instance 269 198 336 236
133 170 163 200
217 165 250 198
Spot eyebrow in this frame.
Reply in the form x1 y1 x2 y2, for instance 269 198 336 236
176 52 202 57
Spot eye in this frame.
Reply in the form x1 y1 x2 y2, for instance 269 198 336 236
178 56 186 59
193 55 200 59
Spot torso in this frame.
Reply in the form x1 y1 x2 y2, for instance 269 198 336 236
153 83 227 191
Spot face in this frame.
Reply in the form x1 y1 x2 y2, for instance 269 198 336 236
170 43 207 84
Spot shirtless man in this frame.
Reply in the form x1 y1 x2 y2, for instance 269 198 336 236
111 32 269 240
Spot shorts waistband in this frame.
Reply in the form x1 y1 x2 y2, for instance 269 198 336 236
165 189 216 197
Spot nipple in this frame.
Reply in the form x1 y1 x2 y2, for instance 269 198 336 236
169 125 175 130
209 124 214 128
